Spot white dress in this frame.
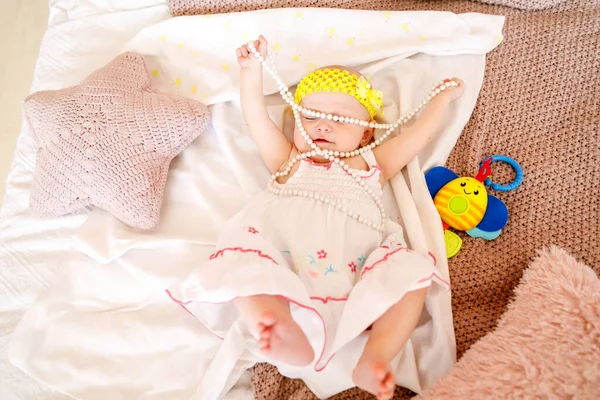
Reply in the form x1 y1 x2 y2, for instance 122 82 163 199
168 150 451 399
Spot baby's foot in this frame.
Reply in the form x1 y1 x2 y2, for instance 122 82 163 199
257 311 314 366
352 354 396 400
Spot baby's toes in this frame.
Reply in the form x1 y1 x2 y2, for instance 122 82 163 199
258 338 271 350
377 388 394 400
260 327 273 340
382 373 394 390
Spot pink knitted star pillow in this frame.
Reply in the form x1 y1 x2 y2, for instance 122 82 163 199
23 52 210 229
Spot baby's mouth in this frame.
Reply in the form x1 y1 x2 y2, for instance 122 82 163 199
314 138 331 144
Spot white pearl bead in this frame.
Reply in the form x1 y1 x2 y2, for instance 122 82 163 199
307 139 313 144
333 115 339 122
327 114 333 120
375 139 381 145
343 165 349 170
310 144 317 149
334 151 339 156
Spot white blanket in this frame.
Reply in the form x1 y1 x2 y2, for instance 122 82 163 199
9 7 504 400
0 1 176 400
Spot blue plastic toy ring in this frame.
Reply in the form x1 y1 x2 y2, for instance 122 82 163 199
482 155 523 192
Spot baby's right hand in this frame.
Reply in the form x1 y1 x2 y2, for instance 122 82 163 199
236 34 268 69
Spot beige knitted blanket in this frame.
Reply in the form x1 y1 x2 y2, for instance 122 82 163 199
169 1 599 398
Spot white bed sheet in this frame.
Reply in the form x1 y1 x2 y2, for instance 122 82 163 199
0 2 252 399
1 2 504 399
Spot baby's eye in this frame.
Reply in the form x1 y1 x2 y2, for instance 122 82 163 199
474 190 479 195
460 182 466 187
302 116 317 121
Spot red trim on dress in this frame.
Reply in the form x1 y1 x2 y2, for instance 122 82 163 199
210 247 279 264
360 247 408 279
310 296 348 304
165 289 225 341
428 251 437 266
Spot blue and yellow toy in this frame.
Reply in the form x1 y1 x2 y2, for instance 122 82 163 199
425 155 523 258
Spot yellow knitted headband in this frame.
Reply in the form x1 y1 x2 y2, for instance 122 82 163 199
294 68 384 119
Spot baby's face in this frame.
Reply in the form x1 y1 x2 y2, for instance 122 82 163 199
294 92 373 155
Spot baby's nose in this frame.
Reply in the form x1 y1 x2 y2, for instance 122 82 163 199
316 121 332 132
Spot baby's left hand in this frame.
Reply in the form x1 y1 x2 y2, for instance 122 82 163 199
438 78 464 102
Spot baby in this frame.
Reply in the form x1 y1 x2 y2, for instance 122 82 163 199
232 35 463 400
170 35 462 400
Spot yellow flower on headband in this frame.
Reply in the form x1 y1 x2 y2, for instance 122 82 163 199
356 76 384 116
294 68 384 119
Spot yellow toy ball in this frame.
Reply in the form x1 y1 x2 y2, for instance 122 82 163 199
433 177 488 231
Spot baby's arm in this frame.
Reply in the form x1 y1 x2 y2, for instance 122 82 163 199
373 78 464 181
237 36 292 173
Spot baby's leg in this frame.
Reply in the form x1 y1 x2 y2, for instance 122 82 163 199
352 288 428 400
233 295 314 366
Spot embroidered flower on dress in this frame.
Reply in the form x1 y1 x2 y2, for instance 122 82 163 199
348 261 357 273
317 249 328 259
357 254 366 266
247 227 259 234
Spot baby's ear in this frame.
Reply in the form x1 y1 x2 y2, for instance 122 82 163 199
361 126 375 146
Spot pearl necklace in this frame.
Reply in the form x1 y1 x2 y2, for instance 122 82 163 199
247 41 457 232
